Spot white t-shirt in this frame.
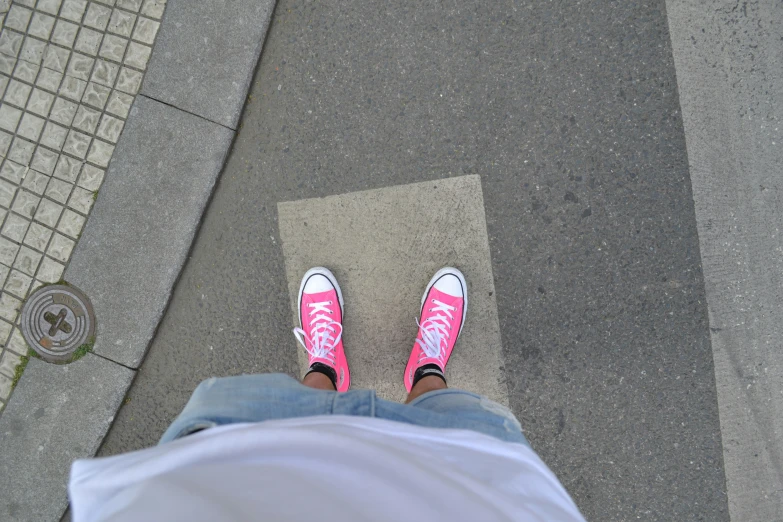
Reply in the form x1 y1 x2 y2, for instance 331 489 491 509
70 416 585 522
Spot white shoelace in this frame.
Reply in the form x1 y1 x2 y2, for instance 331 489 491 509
416 299 456 365
293 301 342 364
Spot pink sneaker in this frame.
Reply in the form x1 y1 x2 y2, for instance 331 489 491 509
293 267 350 392
404 267 468 393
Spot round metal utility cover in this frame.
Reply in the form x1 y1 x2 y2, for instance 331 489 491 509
21 284 96 362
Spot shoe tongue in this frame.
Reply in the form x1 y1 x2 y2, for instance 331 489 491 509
312 317 332 329
305 292 340 321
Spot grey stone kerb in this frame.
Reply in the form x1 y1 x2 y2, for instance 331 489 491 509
0 0 277 519
141 0 275 129
66 95 234 369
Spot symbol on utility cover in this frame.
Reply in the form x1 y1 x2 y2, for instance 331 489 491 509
44 308 73 336
21 284 95 362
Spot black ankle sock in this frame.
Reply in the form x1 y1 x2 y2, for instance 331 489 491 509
412 363 446 388
306 362 337 389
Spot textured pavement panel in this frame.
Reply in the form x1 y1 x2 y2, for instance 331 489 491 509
66 95 233 368
666 0 783 519
279 175 507 405
101 1 727 519
0 354 133 522
141 0 275 129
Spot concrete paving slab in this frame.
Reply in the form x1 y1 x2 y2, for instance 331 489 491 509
66 95 234 368
278 175 507 404
0 354 134 522
140 0 275 129
666 1 783 519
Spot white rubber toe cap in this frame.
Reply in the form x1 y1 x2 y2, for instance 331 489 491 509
303 274 335 294
433 273 464 298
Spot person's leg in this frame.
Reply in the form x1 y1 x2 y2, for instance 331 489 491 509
387 267 527 445
161 268 349 443
159 373 338 444
160 267 352 444
403 266 467 393
302 371 336 391
293 267 351 392
394 387 529 445
406 374 446 403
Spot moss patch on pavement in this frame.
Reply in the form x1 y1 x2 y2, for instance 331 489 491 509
68 337 95 363
11 353 29 389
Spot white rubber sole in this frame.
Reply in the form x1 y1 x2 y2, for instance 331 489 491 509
297 267 345 327
420 266 468 339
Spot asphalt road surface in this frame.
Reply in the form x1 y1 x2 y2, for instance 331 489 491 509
98 1 783 520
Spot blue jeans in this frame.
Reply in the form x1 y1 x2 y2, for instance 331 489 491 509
160 374 529 446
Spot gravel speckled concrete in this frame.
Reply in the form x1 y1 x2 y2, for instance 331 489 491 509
101 1 728 519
